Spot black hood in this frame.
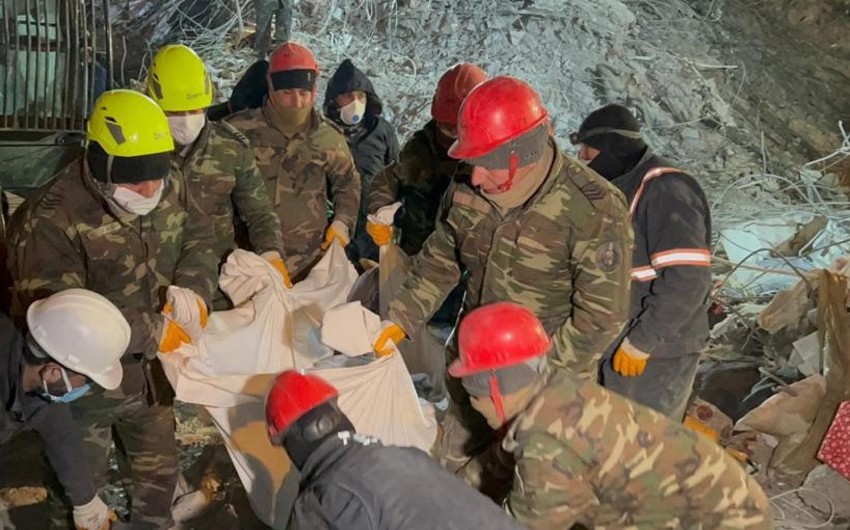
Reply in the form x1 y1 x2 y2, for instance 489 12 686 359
323 59 384 123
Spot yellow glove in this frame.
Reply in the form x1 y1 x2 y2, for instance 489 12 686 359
373 322 406 357
322 220 349 250
612 338 649 377
262 251 293 288
366 220 393 246
159 296 208 353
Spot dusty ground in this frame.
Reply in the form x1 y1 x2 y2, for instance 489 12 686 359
2 0 849 528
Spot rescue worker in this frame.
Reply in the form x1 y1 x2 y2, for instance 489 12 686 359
253 0 293 58
373 75 632 377
207 59 269 121
146 44 287 295
264 370 525 530
372 75 632 482
453 302 773 530
366 62 486 258
7 89 218 529
226 42 361 280
323 58 400 262
573 103 712 420
1 289 130 530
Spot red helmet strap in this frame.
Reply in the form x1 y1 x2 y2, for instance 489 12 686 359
489 370 506 424
497 151 519 192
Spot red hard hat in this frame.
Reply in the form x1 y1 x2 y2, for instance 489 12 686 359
266 370 338 440
448 76 548 160
269 42 319 74
449 302 551 378
431 63 488 125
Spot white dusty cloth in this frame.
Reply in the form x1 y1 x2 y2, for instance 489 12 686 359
366 201 402 227
72 496 110 530
321 302 382 356
164 285 206 340
159 242 437 529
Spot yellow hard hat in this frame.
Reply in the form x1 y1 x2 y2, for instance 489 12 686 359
146 44 214 112
86 89 175 157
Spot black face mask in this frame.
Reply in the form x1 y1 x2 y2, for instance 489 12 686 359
283 400 355 469
588 152 631 181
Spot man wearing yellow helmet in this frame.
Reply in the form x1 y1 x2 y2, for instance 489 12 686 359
7 89 218 529
147 44 287 293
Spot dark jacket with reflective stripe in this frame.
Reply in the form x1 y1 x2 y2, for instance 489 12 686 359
0 314 96 506
287 432 524 530
611 150 712 357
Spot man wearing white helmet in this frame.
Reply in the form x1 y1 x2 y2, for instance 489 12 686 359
1 289 131 530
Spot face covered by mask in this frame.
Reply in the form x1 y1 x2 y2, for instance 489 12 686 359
167 113 206 146
339 98 367 126
111 181 165 216
42 366 91 403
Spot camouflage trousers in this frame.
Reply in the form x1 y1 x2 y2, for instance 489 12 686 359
600 351 701 421
253 0 293 57
66 358 179 529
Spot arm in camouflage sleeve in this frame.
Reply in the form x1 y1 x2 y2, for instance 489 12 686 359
368 162 401 214
387 191 461 336
9 215 86 307
326 144 361 230
551 213 633 374
627 178 711 353
172 183 219 308
508 432 595 529
232 144 284 256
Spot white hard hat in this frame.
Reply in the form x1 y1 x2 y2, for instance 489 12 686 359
26 289 131 390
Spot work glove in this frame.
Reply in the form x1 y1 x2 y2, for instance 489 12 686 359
159 287 208 353
612 337 649 377
261 250 293 288
367 202 403 247
366 220 393 246
73 495 114 530
321 220 349 250
372 321 406 357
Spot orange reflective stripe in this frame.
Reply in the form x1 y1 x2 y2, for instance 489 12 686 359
628 166 681 217
630 266 658 282
650 248 711 269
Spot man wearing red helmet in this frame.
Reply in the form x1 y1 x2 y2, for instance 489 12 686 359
366 63 487 258
375 76 632 378
264 370 525 530
453 302 772 530
226 42 361 280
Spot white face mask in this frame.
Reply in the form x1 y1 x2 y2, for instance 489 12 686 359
339 98 367 126
111 181 164 216
167 114 206 145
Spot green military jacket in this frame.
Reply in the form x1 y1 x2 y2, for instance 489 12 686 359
388 144 633 377
369 120 472 256
7 160 218 357
173 120 282 262
506 370 773 529
226 104 360 278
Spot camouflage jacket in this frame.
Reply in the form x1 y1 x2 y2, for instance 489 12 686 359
226 104 360 278
388 144 633 377
173 120 283 262
369 120 471 256
506 370 773 529
7 160 217 356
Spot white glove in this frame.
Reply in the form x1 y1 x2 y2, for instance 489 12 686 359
72 496 111 530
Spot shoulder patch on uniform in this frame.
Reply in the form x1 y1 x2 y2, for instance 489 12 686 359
213 120 251 147
579 181 606 202
595 240 623 273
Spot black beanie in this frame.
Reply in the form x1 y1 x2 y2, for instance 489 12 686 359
86 142 171 184
574 103 646 156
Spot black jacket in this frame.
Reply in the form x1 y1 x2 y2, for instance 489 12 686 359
323 59 400 183
287 432 524 530
611 150 712 357
0 314 96 506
